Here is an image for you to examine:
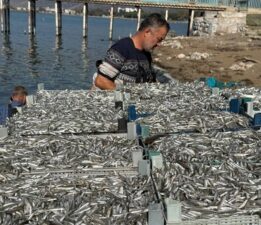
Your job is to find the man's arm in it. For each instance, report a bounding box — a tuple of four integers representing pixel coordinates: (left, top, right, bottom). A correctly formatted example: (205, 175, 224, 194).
(95, 74, 116, 90)
(95, 39, 128, 90)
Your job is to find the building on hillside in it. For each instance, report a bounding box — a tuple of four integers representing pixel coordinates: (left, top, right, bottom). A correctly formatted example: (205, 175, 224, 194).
(64, 9, 77, 15)
(117, 7, 137, 13)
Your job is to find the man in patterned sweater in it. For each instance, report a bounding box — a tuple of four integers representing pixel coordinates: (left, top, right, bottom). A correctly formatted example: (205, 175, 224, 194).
(94, 13, 170, 90)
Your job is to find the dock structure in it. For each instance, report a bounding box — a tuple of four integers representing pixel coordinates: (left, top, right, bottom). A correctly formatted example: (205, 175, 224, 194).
(63, 0, 227, 11)
(0, 0, 260, 38)
(57, 0, 227, 38)
(0, 0, 10, 34)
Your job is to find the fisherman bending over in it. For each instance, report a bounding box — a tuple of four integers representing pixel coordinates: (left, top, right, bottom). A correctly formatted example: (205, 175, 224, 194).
(93, 13, 170, 90)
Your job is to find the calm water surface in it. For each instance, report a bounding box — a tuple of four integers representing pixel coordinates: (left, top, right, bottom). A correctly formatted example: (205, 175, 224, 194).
(0, 11, 187, 104)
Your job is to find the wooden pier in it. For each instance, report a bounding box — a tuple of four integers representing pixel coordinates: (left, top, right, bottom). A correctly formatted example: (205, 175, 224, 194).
(65, 0, 227, 11)
(0, 0, 230, 39)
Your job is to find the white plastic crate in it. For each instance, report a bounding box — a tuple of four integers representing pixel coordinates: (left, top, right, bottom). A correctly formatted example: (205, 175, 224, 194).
(167, 215, 260, 225)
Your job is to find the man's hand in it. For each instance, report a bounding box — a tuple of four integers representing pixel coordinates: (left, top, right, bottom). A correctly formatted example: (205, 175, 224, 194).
(95, 74, 116, 90)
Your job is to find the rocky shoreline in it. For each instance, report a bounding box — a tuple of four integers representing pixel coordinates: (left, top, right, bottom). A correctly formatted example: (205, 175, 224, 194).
(153, 28, 261, 87)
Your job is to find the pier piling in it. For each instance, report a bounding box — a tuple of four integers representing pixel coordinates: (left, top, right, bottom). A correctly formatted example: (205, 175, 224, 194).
(109, 6, 114, 40)
(55, 35, 62, 50)
(165, 9, 169, 21)
(187, 9, 195, 36)
(83, 3, 88, 38)
(28, 0, 36, 35)
(55, 0, 62, 36)
(0, 0, 10, 34)
(136, 7, 141, 31)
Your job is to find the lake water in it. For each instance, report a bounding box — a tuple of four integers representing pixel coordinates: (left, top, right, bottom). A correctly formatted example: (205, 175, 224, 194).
(0, 11, 187, 104)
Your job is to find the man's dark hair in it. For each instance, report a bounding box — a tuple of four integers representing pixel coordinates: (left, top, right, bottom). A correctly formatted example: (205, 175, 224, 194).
(12, 86, 28, 97)
(138, 13, 170, 32)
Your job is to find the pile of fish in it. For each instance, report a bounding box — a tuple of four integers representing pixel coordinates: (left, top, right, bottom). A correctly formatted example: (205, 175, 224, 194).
(0, 174, 153, 225)
(0, 135, 141, 174)
(8, 90, 121, 135)
(150, 129, 261, 220)
(7, 82, 253, 136)
(1, 81, 261, 224)
(123, 82, 250, 134)
(138, 107, 249, 134)
(124, 81, 227, 111)
(0, 134, 152, 224)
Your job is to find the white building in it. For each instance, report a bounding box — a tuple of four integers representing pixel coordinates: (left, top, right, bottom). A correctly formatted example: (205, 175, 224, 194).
(117, 7, 137, 13)
(45, 7, 55, 13)
(64, 9, 77, 15)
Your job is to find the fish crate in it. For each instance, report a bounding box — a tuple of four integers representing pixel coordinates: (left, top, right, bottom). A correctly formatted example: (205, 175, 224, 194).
(167, 215, 260, 225)
(1, 172, 153, 224)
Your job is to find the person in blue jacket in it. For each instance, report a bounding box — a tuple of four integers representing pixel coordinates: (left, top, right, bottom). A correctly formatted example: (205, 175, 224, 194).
(0, 86, 28, 125)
